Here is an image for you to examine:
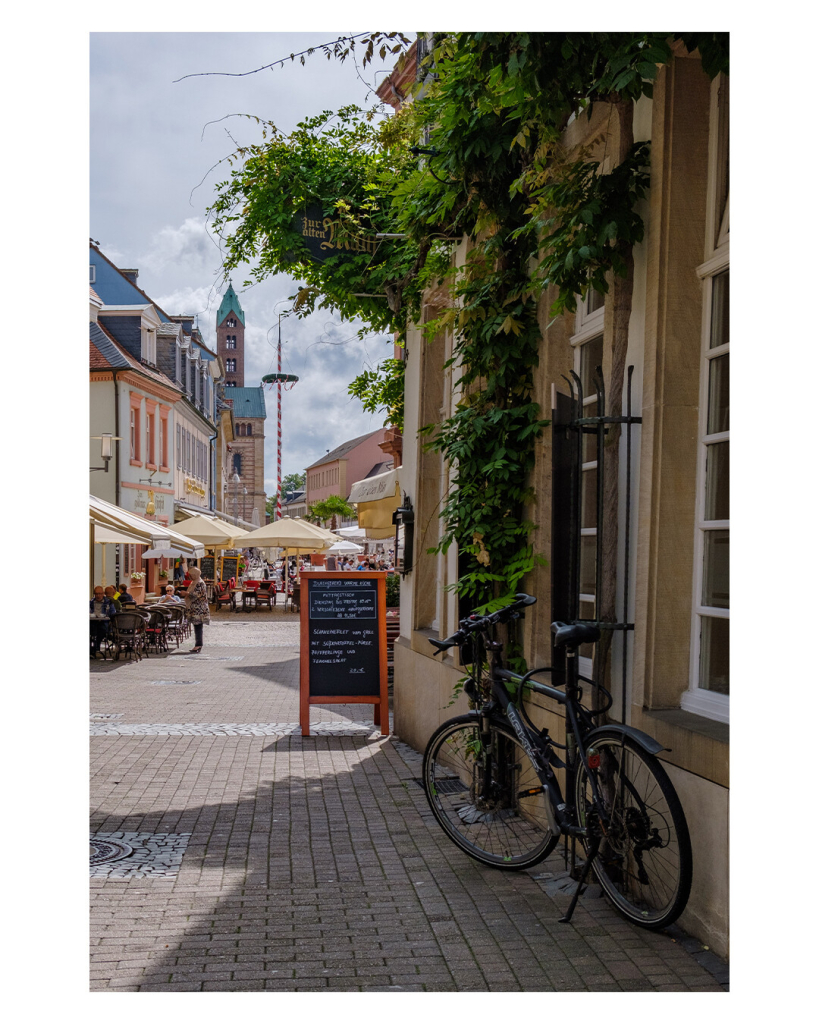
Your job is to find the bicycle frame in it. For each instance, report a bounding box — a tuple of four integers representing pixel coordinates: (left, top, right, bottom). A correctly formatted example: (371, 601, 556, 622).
(429, 596, 688, 926)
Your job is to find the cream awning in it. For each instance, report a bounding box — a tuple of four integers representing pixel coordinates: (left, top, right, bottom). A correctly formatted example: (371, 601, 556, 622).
(90, 495, 205, 556)
(349, 469, 400, 540)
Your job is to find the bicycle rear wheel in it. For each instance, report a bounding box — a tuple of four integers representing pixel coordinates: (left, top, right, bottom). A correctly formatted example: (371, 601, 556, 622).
(423, 713, 558, 869)
(574, 733, 692, 928)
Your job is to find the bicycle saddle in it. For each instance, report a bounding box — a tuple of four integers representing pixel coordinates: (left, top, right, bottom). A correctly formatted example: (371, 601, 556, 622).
(551, 621, 601, 647)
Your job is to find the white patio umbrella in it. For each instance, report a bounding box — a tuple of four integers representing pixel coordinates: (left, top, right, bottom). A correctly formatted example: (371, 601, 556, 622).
(327, 540, 364, 554)
(238, 517, 335, 549)
(172, 514, 245, 549)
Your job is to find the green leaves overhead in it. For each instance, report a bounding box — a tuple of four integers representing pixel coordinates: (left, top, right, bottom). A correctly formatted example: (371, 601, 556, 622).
(207, 31, 728, 615)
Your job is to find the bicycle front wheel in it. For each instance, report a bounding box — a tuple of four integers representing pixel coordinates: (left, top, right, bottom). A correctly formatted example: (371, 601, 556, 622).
(574, 733, 692, 929)
(423, 713, 558, 870)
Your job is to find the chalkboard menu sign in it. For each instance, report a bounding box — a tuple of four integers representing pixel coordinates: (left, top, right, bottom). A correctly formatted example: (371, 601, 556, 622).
(220, 556, 240, 581)
(299, 572, 388, 736)
(200, 556, 216, 580)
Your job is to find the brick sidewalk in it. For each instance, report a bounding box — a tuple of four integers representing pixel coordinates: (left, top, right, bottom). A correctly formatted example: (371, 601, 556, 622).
(90, 617, 727, 992)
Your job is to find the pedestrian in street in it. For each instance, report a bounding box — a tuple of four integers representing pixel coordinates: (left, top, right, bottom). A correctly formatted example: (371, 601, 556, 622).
(185, 566, 210, 653)
(173, 559, 184, 582)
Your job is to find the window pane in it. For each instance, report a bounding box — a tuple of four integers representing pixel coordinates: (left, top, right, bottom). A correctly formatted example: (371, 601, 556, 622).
(699, 615, 729, 695)
(707, 353, 729, 434)
(581, 467, 597, 529)
(702, 530, 729, 609)
(579, 599, 596, 659)
(580, 535, 596, 596)
(704, 441, 729, 521)
(580, 336, 603, 396)
(709, 271, 729, 349)
(582, 399, 598, 462)
(587, 288, 604, 314)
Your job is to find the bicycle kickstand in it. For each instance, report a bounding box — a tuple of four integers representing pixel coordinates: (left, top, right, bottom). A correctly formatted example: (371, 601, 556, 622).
(559, 837, 600, 924)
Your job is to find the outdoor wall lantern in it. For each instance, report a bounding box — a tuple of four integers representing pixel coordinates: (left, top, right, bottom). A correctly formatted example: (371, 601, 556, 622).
(393, 495, 415, 575)
(90, 433, 122, 472)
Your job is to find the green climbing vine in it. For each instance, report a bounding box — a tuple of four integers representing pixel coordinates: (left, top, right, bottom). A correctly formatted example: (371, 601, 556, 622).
(208, 31, 729, 624)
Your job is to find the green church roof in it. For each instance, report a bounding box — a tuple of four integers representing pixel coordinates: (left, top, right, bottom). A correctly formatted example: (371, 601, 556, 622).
(217, 282, 245, 327)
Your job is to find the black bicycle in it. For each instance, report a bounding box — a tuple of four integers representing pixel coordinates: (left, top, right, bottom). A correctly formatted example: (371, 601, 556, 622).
(422, 593, 692, 929)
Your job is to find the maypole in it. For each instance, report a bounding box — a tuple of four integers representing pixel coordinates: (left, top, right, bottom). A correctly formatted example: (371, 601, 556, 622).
(277, 316, 283, 520)
(261, 310, 298, 522)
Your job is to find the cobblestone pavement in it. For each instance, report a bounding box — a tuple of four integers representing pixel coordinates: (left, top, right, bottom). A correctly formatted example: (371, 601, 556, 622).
(90, 614, 728, 992)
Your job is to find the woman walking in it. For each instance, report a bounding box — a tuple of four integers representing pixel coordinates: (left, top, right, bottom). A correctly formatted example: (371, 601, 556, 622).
(185, 566, 210, 653)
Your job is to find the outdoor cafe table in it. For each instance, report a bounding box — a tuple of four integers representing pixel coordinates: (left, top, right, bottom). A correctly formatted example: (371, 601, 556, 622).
(232, 588, 258, 612)
(90, 612, 111, 656)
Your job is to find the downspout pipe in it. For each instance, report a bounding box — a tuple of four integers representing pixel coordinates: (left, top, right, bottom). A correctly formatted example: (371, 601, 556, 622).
(208, 432, 218, 512)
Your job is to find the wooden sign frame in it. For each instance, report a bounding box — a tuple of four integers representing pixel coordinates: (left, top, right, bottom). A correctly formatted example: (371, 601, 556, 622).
(299, 571, 389, 737)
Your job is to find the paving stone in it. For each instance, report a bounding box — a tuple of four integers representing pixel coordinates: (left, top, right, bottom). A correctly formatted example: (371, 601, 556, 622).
(90, 618, 729, 993)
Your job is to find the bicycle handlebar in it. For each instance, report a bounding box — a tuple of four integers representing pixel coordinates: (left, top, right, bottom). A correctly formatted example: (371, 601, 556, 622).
(428, 593, 537, 656)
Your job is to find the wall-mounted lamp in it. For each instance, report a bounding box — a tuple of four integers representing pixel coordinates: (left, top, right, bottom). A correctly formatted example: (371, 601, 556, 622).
(90, 433, 122, 473)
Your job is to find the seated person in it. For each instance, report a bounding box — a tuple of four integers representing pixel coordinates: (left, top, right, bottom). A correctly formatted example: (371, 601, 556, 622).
(159, 585, 182, 604)
(114, 582, 136, 605)
(90, 586, 117, 658)
(104, 586, 122, 614)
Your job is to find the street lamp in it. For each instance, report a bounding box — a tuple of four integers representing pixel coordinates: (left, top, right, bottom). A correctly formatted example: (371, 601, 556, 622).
(232, 471, 248, 525)
(232, 471, 241, 525)
(90, 433, 122, 472)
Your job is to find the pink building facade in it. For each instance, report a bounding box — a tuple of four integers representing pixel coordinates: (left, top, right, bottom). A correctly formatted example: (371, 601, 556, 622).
(304, 428, 391, 510)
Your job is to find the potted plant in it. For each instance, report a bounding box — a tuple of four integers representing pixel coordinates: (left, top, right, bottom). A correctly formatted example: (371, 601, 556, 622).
(129, 570, 146, 603)
(385, 572, 400, 613)
(158, 568, 168, 579)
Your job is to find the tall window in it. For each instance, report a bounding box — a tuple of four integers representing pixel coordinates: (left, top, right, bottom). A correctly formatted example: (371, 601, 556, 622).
(129, 399, 142, 462)
(176, 423, 181, 467)
(572, 287, 605, 669)
(246, 423, 252, 436)
(684, 73, 729, 724)
(226, 381, 236, 387)
(226, 358, 236, 372)
(226, 336, 236, 349)
(146, 410, 154, 465)
(684, 270, 729, 721)
(159, 415, 167, 468)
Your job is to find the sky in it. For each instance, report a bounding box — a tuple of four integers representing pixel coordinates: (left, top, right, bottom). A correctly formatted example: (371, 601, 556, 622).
(90, 31, 404, 495)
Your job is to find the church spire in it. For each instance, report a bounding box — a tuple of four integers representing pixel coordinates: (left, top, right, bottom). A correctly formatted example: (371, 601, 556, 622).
(217, 281, 245, 327)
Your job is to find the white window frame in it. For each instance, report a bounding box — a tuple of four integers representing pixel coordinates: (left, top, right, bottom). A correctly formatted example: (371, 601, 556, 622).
(682, 72, 729, 724)
(570, 315, 604, 682)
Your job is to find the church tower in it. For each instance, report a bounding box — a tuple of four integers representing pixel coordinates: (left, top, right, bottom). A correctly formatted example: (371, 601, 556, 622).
(215, 282, 267, 526)
(216, 281, 245, 387)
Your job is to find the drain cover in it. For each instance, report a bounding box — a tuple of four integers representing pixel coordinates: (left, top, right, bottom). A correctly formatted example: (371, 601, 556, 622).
(414, 777, 469, 794)
(149, 680, 201, 685)
(90, 838, 133, 866)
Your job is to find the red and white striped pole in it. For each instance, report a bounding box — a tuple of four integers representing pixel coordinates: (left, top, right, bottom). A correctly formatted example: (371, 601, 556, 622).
(276, 315, 282, 520)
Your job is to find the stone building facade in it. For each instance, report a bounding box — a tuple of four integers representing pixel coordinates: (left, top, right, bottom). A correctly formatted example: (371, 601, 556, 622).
(390, 45, 730, 957)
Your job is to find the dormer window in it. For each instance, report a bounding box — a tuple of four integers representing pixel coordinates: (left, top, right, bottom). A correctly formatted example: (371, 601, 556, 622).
(142, 326, 157, 365)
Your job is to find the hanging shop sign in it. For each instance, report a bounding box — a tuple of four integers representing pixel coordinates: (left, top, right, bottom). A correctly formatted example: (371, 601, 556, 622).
(293, 204, 385, 265)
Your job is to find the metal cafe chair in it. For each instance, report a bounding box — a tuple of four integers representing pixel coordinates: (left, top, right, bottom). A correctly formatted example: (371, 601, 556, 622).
(254, 583, 276, 610)
(110, 612, 148, 662)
